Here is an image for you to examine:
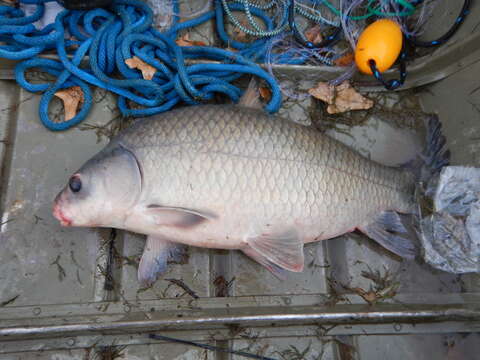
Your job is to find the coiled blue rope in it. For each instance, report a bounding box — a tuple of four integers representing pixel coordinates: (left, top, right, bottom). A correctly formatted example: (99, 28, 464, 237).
(0, 0, 281, 131)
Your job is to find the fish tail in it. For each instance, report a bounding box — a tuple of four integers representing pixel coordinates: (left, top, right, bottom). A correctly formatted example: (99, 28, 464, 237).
(405, 114, 450, 186)
(358, 116, 450, 260)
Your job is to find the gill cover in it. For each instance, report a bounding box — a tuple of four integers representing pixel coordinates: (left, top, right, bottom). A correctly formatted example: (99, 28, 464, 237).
(56, 144, 142, 227)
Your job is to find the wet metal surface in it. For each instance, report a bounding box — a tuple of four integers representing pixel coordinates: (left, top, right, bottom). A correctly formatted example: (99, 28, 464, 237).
(1, 1, 480, 359)
(2, 303, 480, 340)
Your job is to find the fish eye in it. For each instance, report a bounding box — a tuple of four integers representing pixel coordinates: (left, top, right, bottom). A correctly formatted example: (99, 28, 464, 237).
(69, 176, 82, 193)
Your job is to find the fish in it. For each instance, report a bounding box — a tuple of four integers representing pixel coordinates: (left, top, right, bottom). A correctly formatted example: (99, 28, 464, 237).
(52, 86, 449, 286)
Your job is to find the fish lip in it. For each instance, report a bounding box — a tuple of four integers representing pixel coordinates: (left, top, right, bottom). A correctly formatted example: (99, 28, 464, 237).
(52, 202, 72, 227)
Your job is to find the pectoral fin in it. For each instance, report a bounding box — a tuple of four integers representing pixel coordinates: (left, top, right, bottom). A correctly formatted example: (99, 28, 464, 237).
(246, 228, 304, 272)
(138, 235, 180, 287)
(145, 205, 216, 228)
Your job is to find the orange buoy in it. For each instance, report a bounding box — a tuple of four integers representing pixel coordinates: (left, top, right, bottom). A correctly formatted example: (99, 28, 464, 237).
(355, 19, 403, 75)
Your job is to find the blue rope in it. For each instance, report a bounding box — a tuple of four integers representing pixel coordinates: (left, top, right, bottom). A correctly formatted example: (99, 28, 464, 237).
(0, 0, 281, 131)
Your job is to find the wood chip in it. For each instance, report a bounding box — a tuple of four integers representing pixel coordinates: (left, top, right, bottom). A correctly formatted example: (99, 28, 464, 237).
(309, 81, 374, 114)
(164, 278, 199, 299)
(334, 52, 355, 67)
(54, 86, 84, 122)
(125, 56, 156, 80)
(1, 295, 19, 307)
(175, 33, 207, 47)
(304, 25, 323, 44)
(259, 86, 272, 101)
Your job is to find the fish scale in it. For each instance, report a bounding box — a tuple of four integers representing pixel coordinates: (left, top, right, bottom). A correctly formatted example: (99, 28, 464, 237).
(113, 104, 414, 243)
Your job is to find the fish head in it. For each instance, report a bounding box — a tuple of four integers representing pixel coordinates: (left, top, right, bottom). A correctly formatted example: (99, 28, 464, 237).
(53, 145, 142, 228)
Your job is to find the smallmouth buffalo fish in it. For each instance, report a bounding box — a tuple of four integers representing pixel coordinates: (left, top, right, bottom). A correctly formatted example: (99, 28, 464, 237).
(53, 89, 448, 285)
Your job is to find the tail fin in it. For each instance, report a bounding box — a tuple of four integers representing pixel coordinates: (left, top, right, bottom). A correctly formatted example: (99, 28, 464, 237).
(360, 115, 450, 260)
(413, 115, 450, 186)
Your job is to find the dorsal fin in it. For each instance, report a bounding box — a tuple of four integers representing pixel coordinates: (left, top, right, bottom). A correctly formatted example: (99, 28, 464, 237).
(238, 78, 262, 109)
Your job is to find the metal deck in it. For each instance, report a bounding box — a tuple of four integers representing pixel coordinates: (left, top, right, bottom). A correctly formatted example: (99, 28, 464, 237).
(1, 0, 480, 359)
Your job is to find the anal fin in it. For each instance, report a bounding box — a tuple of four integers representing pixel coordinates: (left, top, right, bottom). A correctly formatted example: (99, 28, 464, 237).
(242, 247, 287, 280)
(359, 211, 417, 259)
(246, 227, 304, 272)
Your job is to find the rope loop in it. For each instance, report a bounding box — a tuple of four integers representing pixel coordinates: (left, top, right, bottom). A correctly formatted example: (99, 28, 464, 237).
(2, 0, 281, 131)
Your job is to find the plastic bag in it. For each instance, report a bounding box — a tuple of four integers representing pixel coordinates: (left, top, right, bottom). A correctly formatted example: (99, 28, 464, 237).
(418, 166, 480, 273)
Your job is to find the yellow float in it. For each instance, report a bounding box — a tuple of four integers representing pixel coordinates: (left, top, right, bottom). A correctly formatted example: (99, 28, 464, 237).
(355, 19, 403, 75)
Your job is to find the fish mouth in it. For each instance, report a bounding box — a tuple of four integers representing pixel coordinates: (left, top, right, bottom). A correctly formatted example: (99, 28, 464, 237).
(53, 202, 72, 227)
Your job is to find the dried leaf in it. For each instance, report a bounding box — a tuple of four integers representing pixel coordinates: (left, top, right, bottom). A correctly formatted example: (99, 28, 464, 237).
(327, 81, 374, 114)
(309, 81, 374, 114)
(259, 86, 272, 101)
(304, 25, 323, 44)
(125, 56, 156, 80)
(334, 52, 354, 67)
(232, 19, 249, 41)
(54, 86, 84, 122)
(337, 340, 356, 360)
(308, 82, 335, 104)
(351, 287, 378, 304)
(96, 345, 127, 360)
(213, 275, 235, 297)
(175, 33, 207, 47)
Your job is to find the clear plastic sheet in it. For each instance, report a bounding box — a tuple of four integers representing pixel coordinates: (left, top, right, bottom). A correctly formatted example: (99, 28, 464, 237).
(419, 166, 480, 273)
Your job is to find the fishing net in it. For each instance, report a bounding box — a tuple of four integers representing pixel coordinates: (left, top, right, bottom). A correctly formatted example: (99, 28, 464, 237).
(146, 0, 212, 29)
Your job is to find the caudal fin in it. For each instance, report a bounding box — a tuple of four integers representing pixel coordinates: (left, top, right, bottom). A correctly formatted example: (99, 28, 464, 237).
(413, 115, 450, 186)
(360, 115, 450, 260)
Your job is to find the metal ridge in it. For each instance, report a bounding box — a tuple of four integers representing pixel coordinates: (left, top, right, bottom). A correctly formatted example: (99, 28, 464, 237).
(2, 303, 479, 341)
